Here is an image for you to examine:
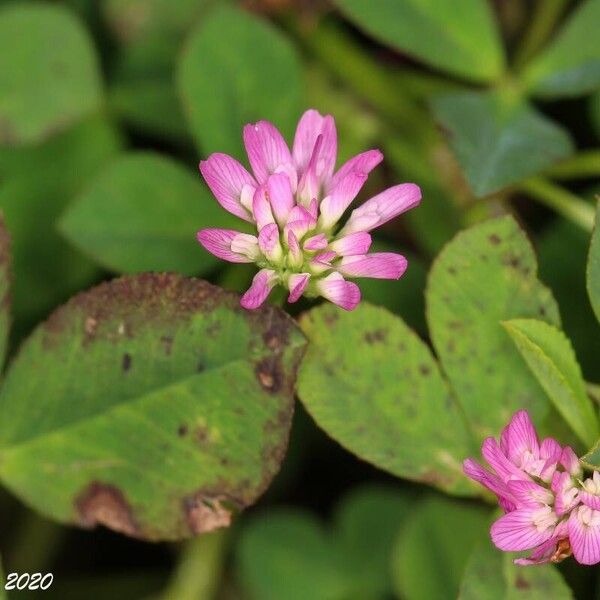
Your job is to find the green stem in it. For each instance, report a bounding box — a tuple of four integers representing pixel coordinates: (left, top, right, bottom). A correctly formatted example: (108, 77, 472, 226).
(516, 177, 595, 232)
(160, 531, 227, 600)
(513, 0, 570, 70)
(545, 150, 600, 180)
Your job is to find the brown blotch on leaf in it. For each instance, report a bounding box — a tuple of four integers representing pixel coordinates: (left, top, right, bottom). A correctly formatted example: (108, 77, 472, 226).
(161, 335, 173, 356)
(178, 425, 188, 437)
(122, 353, 132, 372)
(184, 494, 234, 535)
(196, 426, 210, 445)
(85, 316, 98, 337)
(365, 329, 387, 344)
(419, 364, 431, 376)
(488, 234, 501, 245)
(515, 575, 530, 590)
(75, 482, 138, 537)
(255, 357, 282, 393)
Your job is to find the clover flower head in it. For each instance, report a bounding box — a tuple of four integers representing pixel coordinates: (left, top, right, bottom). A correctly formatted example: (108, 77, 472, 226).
(197, 109, 421, 310)
(464, 410, 600, 566)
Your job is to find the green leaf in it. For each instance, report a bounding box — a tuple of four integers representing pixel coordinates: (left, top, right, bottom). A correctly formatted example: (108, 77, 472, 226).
(60, 152, 241, 276)
(178, 5, 302, 156)
(0, 274, 306, 541)
(0, 554, 5, 600)
(591, 90, 600, 139)
(333, 485, 413, 599)
(427, 216, 561, 440)
(458, 539, 573, 599)
(0, 115, 122, 324)
(298, 302, 475, 495)
(588, 200, 600, 323)
(0, 217, 10, 370)
(523, 0, 600, 98)
(432, 91, 574, 197)
(237, 509, 348, 600)
(0, 3, 103, 146)
(391, 494, 490, 600)
(503, 319, 599, 447)
(332, 0, 505, 82)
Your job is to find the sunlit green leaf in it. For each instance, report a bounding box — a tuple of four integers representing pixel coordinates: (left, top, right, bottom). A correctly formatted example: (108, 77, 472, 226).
(503, 319, 598, 447)
(524, 0, 600, 98)
(178, 5, 302, 156)
(458, 539, 573, 599)
(332, 0, 505, 82)
(0, 3, 102, 146)
(298, 302, 475, 495)
(588, 200, 600, 323)
(391, 494, 490, 600)
(427, 216, 561, 440)
(432, 91, 573, 197)
(0, 274, 306, 540)
(60, 152, 240, 275)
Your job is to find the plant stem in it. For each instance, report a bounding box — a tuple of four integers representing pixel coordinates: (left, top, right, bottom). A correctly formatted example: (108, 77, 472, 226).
(516, 177, 595, 232)
(545, 150, 600, 180)
(513, 0, 570, 70)
(160, 531, 228, 600)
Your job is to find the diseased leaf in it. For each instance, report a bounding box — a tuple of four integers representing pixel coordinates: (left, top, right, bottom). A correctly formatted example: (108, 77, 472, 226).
(0, 3, 102, 146)
(524, 0, 600, 98)
(0, 274, 306, 541)
(427, 216, 561, 440)
(391, 494, 490, 600)
(432, 91, 573, 197)
(237, 510, 348, 600)
(588, 200, 600, 323)
(60, 152, 241, 276)
(298, 302, 475, 496)
(503, 319, 598, 448)
(332, 0, 505, 82)
(0, 115, 122, 324)
(458, 539, 573, 599)
(178, 5, 302, 156)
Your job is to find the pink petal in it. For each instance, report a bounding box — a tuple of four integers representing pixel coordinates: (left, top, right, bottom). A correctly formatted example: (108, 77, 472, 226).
(319, 171, 368, 229)
(197, 229, 257, 263)
(330, 232, 372, 256)
(316, 272, 360, 311)
(284, 205, 316, 240)
(569, 506, 600, 565)
(199, 154, 256, 222)
(287, 230, 302, 265)
(552, 472, 580, 516)
(303, 233, 328, 251)
(503, 410, 541, 467)
(507, 479, 554, 507)
(240, 269, 277, 310)
(243, 121, 293, 184)
(293, 109, 337, 185)
(580, 491, 600, 510)
(252, 186, 275, 230)
(297, 134, 323, 205)
(257, 223, 282, 261)
(491, 507, 557, 552)
(341, 183, 422, 235)
(481, 438, 529, 483)
(327, 149, 383, 195)
(287, 273, 310, 303)
(513, 537, 559, 565)
(560, 446, 582, 477)
(463, 458, 515, 508)
(266, 173, 294, 225)
(337, 253, 407, 280)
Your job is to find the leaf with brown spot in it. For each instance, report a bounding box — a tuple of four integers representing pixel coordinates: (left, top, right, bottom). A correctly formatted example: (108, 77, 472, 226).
(0, 274, 306, 541)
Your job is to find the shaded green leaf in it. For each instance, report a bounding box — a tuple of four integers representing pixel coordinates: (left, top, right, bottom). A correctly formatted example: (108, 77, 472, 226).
(0, 115, 122, 324)
(458, 539, 573, 599)
(60, 152, 240, 276)
(432, 91, 573, 197)
(237, 510, 348, 600)
(0, 274, 306, 541)
(178, 5, 302, 156)
(333, 485, 413, 599)
(333, 0, 505, 82)
(0, 3, 102, 146)
(391, 494, 490, 600)
(298, 302, 475, 495)
(591, 90, 600, 139)
(0, 217, 10, 370)
(503, 319, 598, 447)
(427, 216, 561, 440)
(588, 200, 600, 323)
(0, 555, 5, 600)
(524, 0, 600, 98)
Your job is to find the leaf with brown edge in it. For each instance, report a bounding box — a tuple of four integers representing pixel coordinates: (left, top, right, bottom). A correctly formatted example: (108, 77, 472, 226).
(0, 274, 306, 541)
(0, 214, 10, 370)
